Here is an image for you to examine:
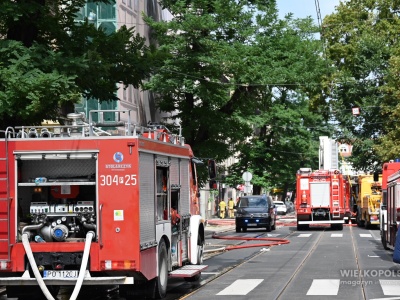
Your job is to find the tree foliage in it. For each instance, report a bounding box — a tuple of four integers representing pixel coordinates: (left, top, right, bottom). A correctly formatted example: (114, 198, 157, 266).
(322, 0, 400, 170)
(0, 0, 153, 128)
(145, 0, 333, 191)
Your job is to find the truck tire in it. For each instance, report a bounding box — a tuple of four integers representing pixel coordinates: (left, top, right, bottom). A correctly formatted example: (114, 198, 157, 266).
(266, 222, 272, 232)
(381, 217, 389, 250)
(149, 239, 168, 299)
(365, 221, 371, 229)
(235, 226, 241, 232)
(297, 223, 309, 231)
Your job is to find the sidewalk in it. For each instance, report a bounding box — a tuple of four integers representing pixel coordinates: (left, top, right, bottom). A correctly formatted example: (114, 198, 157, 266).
(205, 217, 235, 236)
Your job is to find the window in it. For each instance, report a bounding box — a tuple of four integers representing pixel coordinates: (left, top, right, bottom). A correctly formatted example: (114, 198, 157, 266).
(156, 167, 169, 222)
(339, 144, 348, 152)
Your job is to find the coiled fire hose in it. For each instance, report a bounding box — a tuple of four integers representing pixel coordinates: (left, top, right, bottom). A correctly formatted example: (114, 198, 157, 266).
(211, 233, 290, 250)
(22, 231, 94, 300)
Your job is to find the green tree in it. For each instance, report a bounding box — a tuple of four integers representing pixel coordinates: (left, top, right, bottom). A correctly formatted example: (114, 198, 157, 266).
(145, 0, 332, 191)
(322, 0, 400, 170)
(0, 0, 153, 128)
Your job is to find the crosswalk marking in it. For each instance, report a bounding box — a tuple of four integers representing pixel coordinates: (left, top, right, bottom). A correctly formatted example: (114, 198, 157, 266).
(331, 233, 343, 237)
(298, 233, 312, 237)
(380, 280, 400, 295)
(216, 279, 263, 295)
(266, 233, 280, 237)
(213, 278, 400, 297)
(306, 279, 340, 295)
(360, 233, 372, 237)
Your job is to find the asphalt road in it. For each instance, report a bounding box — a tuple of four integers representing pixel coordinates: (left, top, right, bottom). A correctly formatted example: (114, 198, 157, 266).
(1, 214, 399, 300)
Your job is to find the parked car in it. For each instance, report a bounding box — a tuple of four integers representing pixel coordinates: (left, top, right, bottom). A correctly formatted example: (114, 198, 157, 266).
(235, 195, 276, 232)
(274, 201, 287, 215)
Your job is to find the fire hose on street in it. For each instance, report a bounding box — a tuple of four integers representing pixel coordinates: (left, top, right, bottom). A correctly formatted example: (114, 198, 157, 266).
(208, 233, 290, 252)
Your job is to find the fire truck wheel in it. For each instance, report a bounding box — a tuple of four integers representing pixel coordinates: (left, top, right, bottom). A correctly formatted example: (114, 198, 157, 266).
(333, 223, 343, 230)
(381, 219, 389, 250)
(297, 223, 309, 231)
(149, 239, 168, 299)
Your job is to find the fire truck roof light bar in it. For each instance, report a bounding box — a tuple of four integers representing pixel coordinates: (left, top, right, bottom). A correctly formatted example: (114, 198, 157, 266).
(15, 152, 97, 160)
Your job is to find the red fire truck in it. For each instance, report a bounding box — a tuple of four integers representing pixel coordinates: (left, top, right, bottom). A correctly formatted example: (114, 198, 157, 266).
(342, 176, 356, 224)
(380, 161, 400, 250)
(0, 110, 208, 299)
(296, 168, 345, 230)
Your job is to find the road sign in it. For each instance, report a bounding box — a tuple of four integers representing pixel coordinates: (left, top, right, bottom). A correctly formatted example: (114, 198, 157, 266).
(242, 171, 252, 182)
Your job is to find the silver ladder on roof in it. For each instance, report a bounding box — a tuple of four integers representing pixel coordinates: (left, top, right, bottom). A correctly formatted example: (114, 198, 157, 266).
(82, 122, 111, 136)
(0, 128, 14, 263)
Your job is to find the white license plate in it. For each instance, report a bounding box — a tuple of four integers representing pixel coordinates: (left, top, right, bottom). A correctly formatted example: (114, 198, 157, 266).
(43, 270, 79, 278)
(247, 223, 257, 226)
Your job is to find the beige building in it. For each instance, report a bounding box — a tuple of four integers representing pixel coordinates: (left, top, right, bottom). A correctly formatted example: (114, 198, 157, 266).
(75, 0, 171, 125)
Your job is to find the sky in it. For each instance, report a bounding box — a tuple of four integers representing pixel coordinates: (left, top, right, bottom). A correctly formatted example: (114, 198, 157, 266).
(277, 0, 341, 24)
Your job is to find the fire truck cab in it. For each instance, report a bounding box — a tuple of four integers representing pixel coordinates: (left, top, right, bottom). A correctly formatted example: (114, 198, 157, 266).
(380, 161, 400, 250)
(296, 168, 345, 230)
(0, 110, 207, 299)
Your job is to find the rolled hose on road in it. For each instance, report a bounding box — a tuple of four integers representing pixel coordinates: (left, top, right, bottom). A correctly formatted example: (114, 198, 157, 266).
(212, 233, 290, 251)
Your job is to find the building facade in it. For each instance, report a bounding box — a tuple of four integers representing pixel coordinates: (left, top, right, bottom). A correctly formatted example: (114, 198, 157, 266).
(75, 0, 170, 125)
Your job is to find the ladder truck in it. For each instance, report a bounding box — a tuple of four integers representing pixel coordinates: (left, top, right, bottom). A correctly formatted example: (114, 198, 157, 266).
(0, 110, 209, 299)
(295, 168, 346, 230)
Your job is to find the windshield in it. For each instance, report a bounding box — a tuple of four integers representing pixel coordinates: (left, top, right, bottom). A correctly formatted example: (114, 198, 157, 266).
(274, 201, 284, 206)
(238, 197, 268, 208)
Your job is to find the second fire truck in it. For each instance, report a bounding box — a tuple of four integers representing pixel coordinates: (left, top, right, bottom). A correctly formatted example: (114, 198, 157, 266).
(380, 160, 400, 250)
(0, 110, 209, 299)
(296, 168, 346, 230)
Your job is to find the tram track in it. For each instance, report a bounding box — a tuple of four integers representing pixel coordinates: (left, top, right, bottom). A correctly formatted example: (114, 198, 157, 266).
(349, 225, 367, 300)
(275, 229, 326, 300)
(179, 229, 297, 300)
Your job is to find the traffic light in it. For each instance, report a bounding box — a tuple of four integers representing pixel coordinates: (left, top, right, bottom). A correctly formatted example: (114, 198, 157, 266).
(209, 180, 217, 190)
(208, 160, 217, 179)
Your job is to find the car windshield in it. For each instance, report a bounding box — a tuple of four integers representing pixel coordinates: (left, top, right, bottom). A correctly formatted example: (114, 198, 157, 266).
(238, 197, 267, 208)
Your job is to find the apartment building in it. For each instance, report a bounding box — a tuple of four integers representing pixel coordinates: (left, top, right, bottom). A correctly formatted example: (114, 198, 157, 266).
(75, 0, 171, 125)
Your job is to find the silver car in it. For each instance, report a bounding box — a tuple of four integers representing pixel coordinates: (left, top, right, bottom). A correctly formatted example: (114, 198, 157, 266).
(274, 201, 287, 215)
